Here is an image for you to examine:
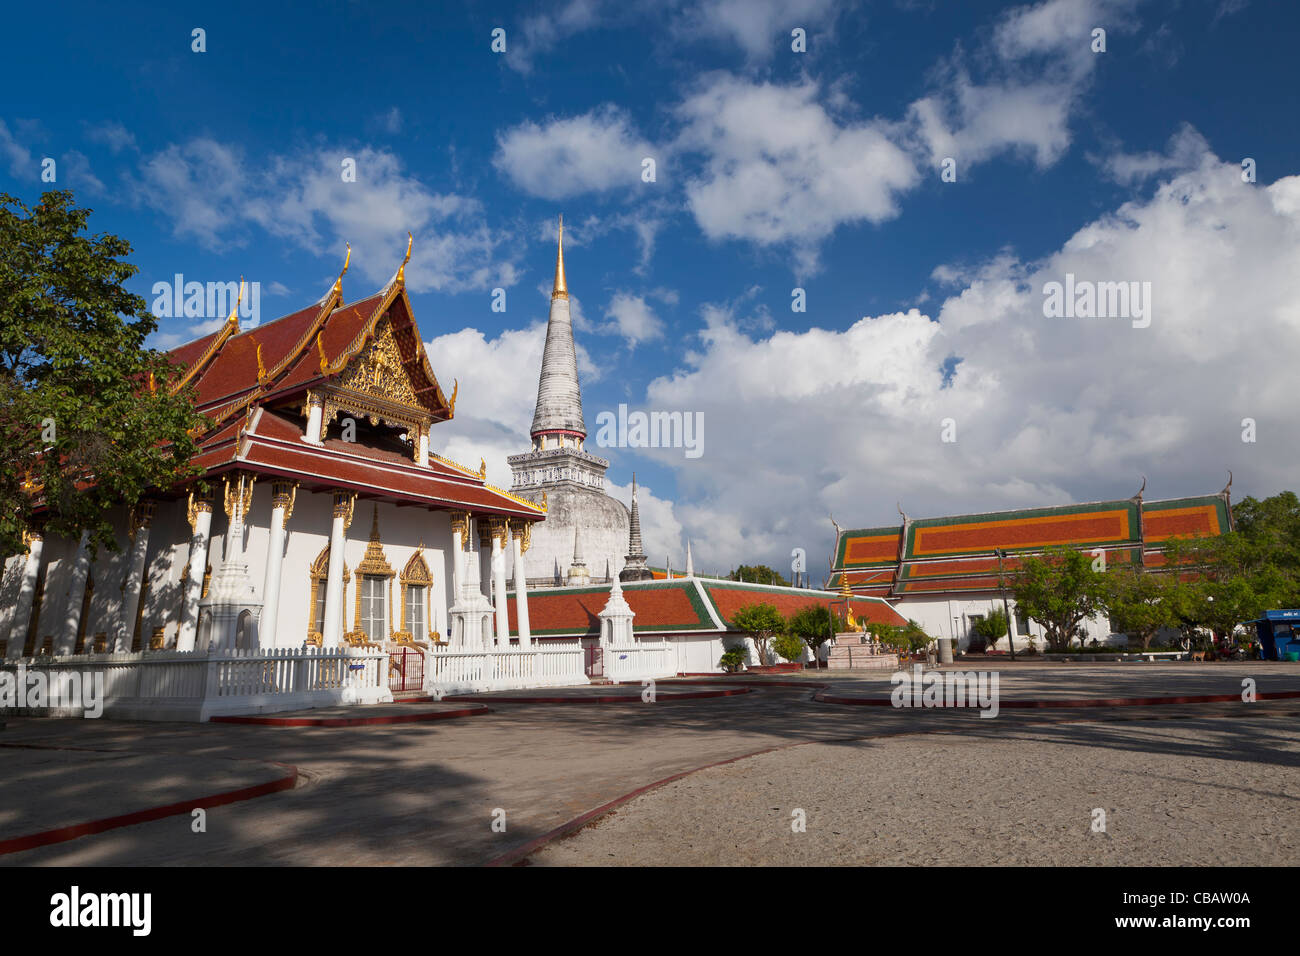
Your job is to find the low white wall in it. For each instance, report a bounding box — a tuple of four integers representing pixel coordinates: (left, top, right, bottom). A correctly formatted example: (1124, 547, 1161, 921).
(0, 646, 391, 721)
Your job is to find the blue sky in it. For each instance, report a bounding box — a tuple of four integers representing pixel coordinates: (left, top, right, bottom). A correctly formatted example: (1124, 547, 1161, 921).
(3, 0, 1298, 576)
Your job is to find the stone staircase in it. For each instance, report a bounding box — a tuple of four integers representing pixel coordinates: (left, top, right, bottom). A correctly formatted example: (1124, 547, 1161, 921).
(826, 634, 899, 671)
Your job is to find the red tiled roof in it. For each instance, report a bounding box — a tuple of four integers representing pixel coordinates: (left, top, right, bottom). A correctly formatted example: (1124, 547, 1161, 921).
(831, 493, 1231, 599)
(509, 580, 906, 638)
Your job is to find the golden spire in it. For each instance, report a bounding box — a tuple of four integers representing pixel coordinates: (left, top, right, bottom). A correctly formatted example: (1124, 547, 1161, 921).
(396, 232, 413, 285)
(551, 214, 567, 300)
(226, 277, 244, 330)
(330, 243, 351, 299)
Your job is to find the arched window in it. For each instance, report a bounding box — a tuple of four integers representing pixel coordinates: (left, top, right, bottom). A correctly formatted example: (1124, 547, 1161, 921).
(401, 549, 434, 642)
(308, 545, 350, 643)
(352, 504, 395, 644)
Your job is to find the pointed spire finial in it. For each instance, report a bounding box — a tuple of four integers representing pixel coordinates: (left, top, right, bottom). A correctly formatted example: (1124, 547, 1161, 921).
(396, 232, 413, 285)
(329, 243, 352, 300)
(552, 214, 568, 299)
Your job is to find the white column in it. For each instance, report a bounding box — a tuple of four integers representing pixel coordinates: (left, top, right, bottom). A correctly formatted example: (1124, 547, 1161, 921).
(513, 525, 531, 649)
(417, 426, 430, 466)
(56, 531, 93, 655)
(305, 396, 324, 445)
(7, 532, 44, 658)
(116, 504, 155, 653)
(177, 495, 214, 651)
(477, 520, 492, 605)
(490, 519, 509, 645)
(449, 512, 467, 605)
(260, 482, 296, 648)
(321, 491, 354, 647)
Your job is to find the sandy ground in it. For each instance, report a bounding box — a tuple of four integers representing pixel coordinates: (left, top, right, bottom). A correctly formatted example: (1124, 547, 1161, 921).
(529, 715, 1300, 866)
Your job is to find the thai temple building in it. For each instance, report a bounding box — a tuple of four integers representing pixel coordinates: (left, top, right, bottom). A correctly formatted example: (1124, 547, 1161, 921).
(0, 238, 547, 663)
(508, 218, 630, 587)
(0, 223, 913, 717)
(827, 482, 1234, 649)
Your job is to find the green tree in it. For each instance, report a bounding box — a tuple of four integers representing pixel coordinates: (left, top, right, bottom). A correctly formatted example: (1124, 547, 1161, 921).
(0, 190, 206, 556)
(729, 564, 789, 586)
(1101, 565, 1176, 650)
(1163, 533, 1290, 644)
(970, 608, 1009, 652)
(730, 602, 786, 665)
(1009, 546, 1109, 652)
(772, 631, 805, 663)
(787, 604, 836, 665)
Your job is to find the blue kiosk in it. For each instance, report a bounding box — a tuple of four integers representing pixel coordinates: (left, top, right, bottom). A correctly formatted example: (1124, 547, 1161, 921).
(1252, 610, 1300, 661)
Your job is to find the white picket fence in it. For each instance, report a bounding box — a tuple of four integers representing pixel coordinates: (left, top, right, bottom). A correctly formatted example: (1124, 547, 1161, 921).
(0, 646, 391, 722)
(425, 641, 586, 694)
(605, 640, 676, 682)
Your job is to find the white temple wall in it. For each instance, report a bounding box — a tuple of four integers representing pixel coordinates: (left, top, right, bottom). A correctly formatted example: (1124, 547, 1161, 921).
(0, 552, 26, 639)
(894, 592, 1118, 651)
(82, 505, 132, 645)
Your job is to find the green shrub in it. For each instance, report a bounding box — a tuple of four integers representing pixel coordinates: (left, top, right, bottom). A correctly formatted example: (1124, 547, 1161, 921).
(772, 632, 805, 663)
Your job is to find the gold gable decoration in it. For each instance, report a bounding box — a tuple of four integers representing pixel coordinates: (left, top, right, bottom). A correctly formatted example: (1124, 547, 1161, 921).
(338, 315, 419, 407)
(315, 314, 432, 458)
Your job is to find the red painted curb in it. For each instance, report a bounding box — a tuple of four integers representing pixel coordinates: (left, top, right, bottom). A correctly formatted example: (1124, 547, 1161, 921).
(444, 688, 754, 704)
(211, 704, 490, 726)
(485, 744, 790, 867)
(813, 689, 1300, 708)
(0, 761, 299, 857)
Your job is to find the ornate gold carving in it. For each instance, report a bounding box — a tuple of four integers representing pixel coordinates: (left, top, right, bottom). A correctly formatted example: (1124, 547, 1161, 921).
(254, 339, 269, 384)
(335, 316, 419, 405)
(187, 492, 214, 531)
(479, 458, 487, 477)
(332, 492, 356, 530)
(272, 481, 298, 523)
(448, 511, 470, 542)
(448, 378, 458, 416)
(400, 548, 434, 643)
(488, 516, 509, 546)
(316, 331, 329, 374)
(223, 473, 257, 519)
(357, 504, 396, 577)
(128, 500, 155, 543)
(518, 521, 533, 554)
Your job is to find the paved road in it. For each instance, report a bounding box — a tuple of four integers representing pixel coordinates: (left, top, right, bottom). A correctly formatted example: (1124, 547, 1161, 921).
(1, 664, 1297, 866)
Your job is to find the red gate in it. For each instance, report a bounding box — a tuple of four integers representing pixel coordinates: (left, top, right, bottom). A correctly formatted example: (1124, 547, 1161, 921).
(584, 645, 604, 678)
(389, 648, 425, 692)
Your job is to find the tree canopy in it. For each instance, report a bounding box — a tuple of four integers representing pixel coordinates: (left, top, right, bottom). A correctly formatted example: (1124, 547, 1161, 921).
(1009, 546, 1109, 652)
(0, 190, 206, 556)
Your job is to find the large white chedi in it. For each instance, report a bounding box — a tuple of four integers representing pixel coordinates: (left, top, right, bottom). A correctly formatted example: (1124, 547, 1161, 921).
(508, 218, 630, 587)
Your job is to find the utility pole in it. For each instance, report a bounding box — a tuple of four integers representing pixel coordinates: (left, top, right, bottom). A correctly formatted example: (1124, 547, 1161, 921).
(996, 548, 1017, 662)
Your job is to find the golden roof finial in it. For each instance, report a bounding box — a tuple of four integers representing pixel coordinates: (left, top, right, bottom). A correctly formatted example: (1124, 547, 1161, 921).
(254, 338, 268, 383)
(330, 243, 351, 299)
(552, 214, 567, 299)
(226, 277, 244, 330)
(448, 378, 459, 416)
(396, 232, 413, 285)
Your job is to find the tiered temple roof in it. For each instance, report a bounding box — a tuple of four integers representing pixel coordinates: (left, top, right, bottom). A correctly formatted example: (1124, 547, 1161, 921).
(506, 578, 906, 639)
(829, 486, 1233, 597)
(157, 250, 543, 519)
